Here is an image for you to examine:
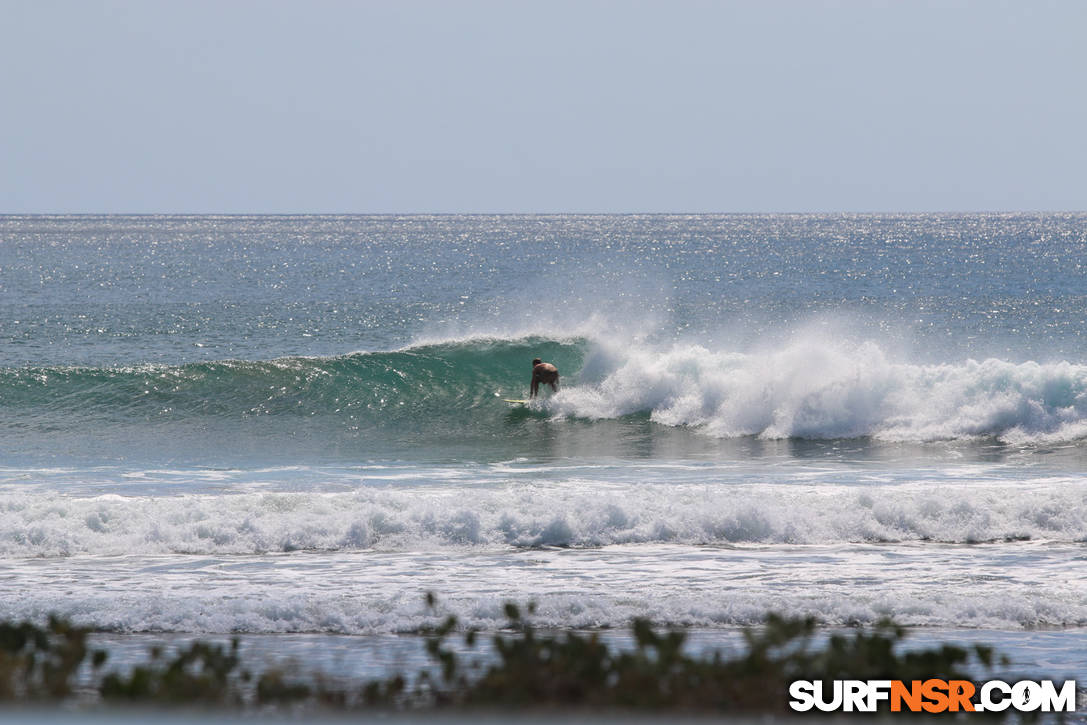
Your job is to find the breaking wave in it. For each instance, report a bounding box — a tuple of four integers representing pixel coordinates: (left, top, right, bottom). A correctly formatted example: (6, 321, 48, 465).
(3, 334, 1087, 444)
(554, 338, 1087, 443)
(4, 480, 1086, 558)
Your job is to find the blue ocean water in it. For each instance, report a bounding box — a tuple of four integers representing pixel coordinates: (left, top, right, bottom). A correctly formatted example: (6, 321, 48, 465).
(1, 215, 1086, 679)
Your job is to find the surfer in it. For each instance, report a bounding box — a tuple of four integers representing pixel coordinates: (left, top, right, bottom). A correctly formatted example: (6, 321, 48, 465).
(530, 358, 559, 398)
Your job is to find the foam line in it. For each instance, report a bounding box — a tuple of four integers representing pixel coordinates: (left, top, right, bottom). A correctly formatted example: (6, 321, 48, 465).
(3, 480, 1086, 558)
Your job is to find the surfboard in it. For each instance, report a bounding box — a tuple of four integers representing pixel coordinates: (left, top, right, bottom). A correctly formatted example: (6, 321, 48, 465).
(503, 398, 530, 405)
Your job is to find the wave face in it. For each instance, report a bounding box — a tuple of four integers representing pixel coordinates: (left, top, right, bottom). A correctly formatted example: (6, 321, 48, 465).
(5, 335, 1087, 456)
(1, 337, 578, 420)
(0, 337, 584, 462)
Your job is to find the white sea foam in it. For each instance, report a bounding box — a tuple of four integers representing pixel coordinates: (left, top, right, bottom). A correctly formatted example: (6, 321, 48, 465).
(548, 337, 1087, 443)
(4, 542, 1086, 633)
(3, 479, 1086, 558)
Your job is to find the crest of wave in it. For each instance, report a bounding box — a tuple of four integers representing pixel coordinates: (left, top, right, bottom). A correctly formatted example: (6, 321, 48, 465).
(550, 337, 1087, 442)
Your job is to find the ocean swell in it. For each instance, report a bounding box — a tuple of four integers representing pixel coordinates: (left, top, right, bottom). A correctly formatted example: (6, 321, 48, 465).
(4, 335, 1087, 444)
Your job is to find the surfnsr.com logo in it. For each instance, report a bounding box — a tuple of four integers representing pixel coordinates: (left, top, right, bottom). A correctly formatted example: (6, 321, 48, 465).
(789, 679, 1077, 713)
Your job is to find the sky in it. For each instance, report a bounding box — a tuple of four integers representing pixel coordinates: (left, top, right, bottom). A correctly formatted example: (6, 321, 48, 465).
(2, 0, 1085, 214)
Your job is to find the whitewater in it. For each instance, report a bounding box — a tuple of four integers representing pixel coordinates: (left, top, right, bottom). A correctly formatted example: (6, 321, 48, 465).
(1, 213, 1086, 682)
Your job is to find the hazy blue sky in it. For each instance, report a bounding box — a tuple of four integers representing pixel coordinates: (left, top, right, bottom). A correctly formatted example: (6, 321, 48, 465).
(3, 0, 1085, 213)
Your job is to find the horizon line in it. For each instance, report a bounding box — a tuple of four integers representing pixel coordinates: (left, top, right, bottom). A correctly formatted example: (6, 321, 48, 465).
(2, 209, 1085, 217)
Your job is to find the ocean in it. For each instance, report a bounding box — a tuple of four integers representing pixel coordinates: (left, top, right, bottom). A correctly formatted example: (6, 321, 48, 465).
(2, 214, 1086, 683)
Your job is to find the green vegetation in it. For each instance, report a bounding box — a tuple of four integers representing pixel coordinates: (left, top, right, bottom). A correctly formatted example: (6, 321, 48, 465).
(0, 616, 106, 701)
(99, 639, 246, 706)
(0, 595, 1012, 715)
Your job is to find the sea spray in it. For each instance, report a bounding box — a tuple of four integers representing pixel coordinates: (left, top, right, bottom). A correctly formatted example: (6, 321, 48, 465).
(550, 337, 1087, 443)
